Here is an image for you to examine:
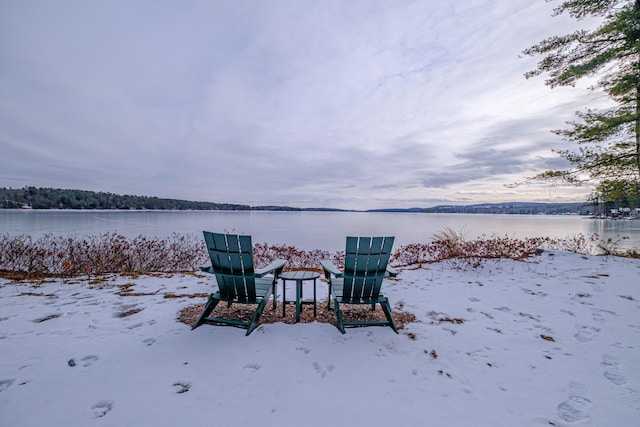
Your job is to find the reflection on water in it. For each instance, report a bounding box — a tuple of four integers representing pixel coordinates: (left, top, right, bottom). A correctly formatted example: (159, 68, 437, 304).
(1, 210, 639, 251)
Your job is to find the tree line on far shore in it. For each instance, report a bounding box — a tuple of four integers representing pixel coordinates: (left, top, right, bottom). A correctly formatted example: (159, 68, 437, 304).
(0, 186, 250, 210)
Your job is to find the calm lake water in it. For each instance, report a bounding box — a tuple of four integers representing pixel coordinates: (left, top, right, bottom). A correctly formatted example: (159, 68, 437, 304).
(2, 210, 640, 251)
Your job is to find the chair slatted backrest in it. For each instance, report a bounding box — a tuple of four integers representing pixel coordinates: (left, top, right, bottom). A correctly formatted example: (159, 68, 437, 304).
(342, 236, 394, 302)
(203, 232, 257, 302)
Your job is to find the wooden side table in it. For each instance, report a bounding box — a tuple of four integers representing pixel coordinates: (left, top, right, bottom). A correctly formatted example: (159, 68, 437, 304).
(280, 271, 321, 322)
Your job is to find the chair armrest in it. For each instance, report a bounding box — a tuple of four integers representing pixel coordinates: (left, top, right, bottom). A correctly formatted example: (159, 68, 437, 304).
(385, 266, 399, 278)
(255, 259, 287, 278)
(320, 260, 343, 280)
(199, 261, 213, 273)
(200, 259, 287, 277)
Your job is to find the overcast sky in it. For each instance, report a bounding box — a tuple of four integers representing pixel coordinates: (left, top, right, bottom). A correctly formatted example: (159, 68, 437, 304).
(0, 1, 607, 209)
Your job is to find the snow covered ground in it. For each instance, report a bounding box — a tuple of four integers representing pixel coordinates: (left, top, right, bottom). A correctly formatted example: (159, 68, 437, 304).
(1, 251, 639, 426)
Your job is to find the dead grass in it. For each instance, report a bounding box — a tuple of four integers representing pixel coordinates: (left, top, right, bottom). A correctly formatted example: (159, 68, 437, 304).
(114, 308, 143, 318)
(32, 314, 61, 323)
(0, 270, 56, 281)
(18, 292, 58, 298)
(163, 292, 209, 299)
(178, 299, 416, 330)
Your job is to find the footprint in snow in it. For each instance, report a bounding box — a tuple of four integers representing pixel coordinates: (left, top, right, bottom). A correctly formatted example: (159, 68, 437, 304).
(243, 363, 261, 373)
(602, 354, 627, 385)
(0, 379, 15, 392)
(574, 325, 599, 342)
(91, 401, 114, 418)
(81, 355, 100, 367)
(142, 338, 156, 346)
(313, 362, 334, 379)
(557, 395, 592, 424)
(173, 382, 191, 394)
(590, 308, 613, 324)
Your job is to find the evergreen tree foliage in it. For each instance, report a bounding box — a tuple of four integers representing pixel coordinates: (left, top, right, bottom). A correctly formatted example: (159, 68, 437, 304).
(0, 187, 251, 210)
(523, 0, 640, 202)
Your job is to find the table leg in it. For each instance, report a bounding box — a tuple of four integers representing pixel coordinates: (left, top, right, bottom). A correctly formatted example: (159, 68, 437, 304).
(282, 279, 286, 317)
(313, 278, 317, 317)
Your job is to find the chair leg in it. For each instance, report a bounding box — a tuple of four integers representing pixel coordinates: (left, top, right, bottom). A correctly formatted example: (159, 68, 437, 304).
(192, 294, 220, 330)
(334, 300, 346, 334)
(246, 298, 268, 336)
(379, 298, 399, 334)
(271, 278, 277, 310)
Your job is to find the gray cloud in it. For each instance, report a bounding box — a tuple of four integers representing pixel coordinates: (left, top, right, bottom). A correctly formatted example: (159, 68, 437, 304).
(0, 0, 596, 208)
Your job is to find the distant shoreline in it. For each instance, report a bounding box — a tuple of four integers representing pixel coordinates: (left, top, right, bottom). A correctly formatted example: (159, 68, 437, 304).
(0, 204, 616, 217)
(3, 186, 637, 217)
(1, 206, 634, 216)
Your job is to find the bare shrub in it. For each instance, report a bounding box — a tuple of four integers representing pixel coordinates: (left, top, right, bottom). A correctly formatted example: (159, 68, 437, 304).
(0, 228, 635, 279)
(539, 233, 625, 256)
(0, 232, 207, 278)
(391, 231, 546, 269)
(253, 243, 330, 270)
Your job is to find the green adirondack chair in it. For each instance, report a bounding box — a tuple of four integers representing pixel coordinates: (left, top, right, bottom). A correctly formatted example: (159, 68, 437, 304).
(320, 236, 398, 334)
(193, 232, 286, 335)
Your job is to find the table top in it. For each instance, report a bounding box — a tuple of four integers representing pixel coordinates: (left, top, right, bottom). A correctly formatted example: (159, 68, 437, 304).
(279, 270, 320, 280)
